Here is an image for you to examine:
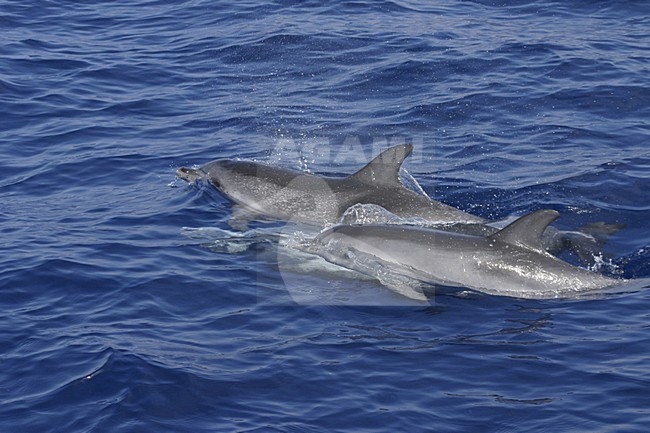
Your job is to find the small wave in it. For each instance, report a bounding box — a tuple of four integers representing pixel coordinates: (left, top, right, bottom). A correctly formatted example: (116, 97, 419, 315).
(181, 225, 285, 254)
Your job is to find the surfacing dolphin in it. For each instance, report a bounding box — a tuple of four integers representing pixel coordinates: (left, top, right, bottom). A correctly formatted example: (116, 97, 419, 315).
(177, 144, 621, 262)
(177, 144, 481, 226)
(309, 210, 623, 299)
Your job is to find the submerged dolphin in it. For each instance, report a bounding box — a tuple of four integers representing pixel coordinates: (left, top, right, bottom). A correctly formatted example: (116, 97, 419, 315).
(311, 210, 622, 299)
(177, 144, 481, 226)
(177, 144, 620, 262)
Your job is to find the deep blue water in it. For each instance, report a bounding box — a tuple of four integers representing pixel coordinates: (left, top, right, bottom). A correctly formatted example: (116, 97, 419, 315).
(2, 0, 650, 431)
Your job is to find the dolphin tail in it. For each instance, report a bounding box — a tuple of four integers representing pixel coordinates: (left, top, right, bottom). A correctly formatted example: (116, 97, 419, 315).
(348, 143, 413, 186)
(579, 221, 626, 240)
(564, 222, 626, 265)
(542, 221, 625, 266)
(176, 167, 203, 183)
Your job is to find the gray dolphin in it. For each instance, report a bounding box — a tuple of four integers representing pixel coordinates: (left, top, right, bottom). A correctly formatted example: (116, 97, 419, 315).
(177, 144, 621, 262)
(177, 144, 481, 226)
(311, 210, 622, 299)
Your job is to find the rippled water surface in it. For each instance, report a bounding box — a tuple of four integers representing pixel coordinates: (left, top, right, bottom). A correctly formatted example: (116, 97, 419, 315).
(1, 1, 649, 431)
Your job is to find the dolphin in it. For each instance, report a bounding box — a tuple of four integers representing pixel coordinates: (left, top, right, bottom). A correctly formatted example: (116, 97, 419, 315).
(310, 210, 623, 299)
(177, 144, 482, 226)
(177, 144, 621, 262)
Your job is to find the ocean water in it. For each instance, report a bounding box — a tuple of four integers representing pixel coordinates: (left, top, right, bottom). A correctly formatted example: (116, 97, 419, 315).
(1, 0, 649, 431)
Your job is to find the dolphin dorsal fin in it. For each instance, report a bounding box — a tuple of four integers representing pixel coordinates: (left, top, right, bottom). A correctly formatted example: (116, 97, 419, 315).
(488, 209, 560, 254)
(349, 144, 413, 186)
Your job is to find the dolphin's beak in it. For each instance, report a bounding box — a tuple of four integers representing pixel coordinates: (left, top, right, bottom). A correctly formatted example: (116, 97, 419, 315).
(176, 167, 203, 183)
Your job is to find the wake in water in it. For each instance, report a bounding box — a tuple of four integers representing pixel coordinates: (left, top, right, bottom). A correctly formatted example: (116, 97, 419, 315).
(180, 226, 283, 254)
